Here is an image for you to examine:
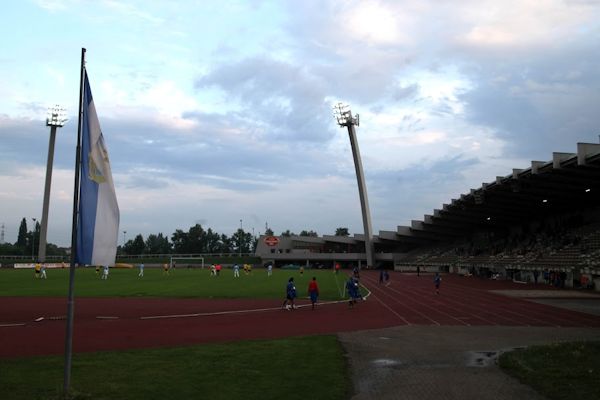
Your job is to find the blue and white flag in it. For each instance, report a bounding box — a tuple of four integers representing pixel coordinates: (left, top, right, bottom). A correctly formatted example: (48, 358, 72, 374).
(76, 72, 120, 266)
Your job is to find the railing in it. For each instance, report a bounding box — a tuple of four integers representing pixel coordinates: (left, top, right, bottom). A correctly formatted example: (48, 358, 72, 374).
(0, 253, 258, 262)
(0, 255, 66, 261)
(116, 253, 257, 259)
(0, 253, 255, 261)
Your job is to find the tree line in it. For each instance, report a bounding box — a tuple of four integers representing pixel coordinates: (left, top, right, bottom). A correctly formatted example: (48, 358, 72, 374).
(120, 226, 350, 255)
(0, 218, 66, 257)
(0, 218, 351, 257)
(121, 224, 256, 255)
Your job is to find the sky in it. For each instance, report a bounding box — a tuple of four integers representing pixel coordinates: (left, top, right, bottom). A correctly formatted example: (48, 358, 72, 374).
(1, 0, 600, 247)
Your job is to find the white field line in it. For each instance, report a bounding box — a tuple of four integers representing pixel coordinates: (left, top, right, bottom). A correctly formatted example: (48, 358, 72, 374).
(1, 287, 375, 325)
(140, 288, 372, 320)
(0, 323, 26, 328)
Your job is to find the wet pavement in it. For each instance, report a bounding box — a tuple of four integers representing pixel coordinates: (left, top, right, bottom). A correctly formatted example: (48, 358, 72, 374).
(339, 325, 600, 400)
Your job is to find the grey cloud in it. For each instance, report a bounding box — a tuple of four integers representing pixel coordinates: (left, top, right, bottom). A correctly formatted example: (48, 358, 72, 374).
(459, 45, 600, 158)
(121, 175, 169, 190)
(196, 57, 335, 143)
(399, 113, 423, 132)
(279, 0, 600, 163)
(429, 98, 457, 117)
(18, 101, 48, 115)
(367, 155, 481, 227)
(97, 109, 341, 191)
(0, 115, 74, 172)
(391, 83, 420, 102)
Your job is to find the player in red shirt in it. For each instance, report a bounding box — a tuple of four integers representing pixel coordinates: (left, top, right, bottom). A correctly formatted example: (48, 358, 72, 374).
(308, 277, 320, 310)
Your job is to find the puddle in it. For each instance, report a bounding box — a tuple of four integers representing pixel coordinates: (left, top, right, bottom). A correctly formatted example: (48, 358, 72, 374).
(466, 351, 498, 367)
(372, 358, 401, 367)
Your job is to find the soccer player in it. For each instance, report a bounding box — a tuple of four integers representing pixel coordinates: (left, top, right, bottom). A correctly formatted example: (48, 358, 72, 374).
(34, 263, 41, 278)
(233, 263, 240, 278)
(40, 265, 47, 279)
(307, 276, 319, 310)
(434, 272, 441, 295)
(163, 263, 169, 275)
(101, 265, 109, 280)
(138, 263, 144, 277)
(282, 277, 297, 310)
(346, 276, 361, 307)
(267, 264, 273, 277)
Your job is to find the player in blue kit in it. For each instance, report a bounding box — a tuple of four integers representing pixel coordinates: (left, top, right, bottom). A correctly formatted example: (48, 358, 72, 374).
(346, 276, 362, 307)
(282, 277, 297, 310)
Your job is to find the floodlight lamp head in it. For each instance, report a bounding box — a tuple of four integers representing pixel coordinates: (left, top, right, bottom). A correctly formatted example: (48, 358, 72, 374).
(46, 105, 68, 127)
(332, 102, 359, 127)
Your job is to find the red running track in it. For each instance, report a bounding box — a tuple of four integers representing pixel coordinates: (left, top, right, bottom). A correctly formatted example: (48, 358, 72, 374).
(1, 271, 599, 358)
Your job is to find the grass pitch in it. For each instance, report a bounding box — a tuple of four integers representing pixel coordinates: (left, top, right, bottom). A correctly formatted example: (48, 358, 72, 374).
(0, 268, 350, 300)
(499, 341, 600, 400)
(0, 335, 350, 400)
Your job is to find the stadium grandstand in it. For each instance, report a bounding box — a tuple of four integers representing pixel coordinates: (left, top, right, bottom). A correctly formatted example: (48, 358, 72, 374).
(255, 141, 600, 291)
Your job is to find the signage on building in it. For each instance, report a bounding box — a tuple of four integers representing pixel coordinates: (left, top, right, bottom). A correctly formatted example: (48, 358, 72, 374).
(264, 236, 279, 246)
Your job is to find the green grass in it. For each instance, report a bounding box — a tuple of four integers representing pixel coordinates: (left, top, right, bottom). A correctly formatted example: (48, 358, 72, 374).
(0, 335, 350, 400)
(0, 268, 349, 300)
(498, 341, 600, 400)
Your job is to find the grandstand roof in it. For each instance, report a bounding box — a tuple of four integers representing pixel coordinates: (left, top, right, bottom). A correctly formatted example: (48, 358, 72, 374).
(256, 142, 600, 256)
(381, 142, 600, 247)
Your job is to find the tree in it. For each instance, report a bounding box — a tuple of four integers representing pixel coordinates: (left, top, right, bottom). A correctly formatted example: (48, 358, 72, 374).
(205, 228, 221, 253)
(280, 230, 295, 237)
(231, 229, 247, 254)
(243, 232, 253, 253)
(299, 230, 318, 237)
(16, 218, 28, 248)
(145, 233, 171, 254)
(45, 243, 67, 257)
(171, 224, 229, 253)
(126, 234, 146, 255)
(188, 224, 207, 253)
(0, 242, 19, 256)
(335, 227, 350, 237)
(27, 221, 40, 259)
(171, 229, 189, 253)
(218, 234, 232, 253)
(265, 227, 274, 236)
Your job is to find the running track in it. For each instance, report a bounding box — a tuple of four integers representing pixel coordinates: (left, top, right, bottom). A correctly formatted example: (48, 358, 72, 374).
(1, 271, 599, 358)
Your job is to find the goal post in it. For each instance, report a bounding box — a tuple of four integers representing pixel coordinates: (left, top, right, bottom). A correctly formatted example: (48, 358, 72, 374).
(169, 257, 205, 269)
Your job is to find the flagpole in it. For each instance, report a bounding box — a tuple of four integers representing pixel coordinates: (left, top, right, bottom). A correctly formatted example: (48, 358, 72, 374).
(63, 47, 86, 396)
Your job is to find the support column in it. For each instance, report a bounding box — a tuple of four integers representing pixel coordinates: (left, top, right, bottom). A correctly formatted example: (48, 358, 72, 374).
(347, 123, 374, 268)
(38, 125, 58, 262)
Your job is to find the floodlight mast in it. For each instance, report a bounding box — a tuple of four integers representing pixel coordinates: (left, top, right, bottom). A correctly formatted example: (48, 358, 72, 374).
(38, 105, 68, 262)
(333, 102, 374, 269)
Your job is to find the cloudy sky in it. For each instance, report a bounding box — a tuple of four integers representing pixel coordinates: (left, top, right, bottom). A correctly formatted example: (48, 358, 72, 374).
(1, 0, 599, 247)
